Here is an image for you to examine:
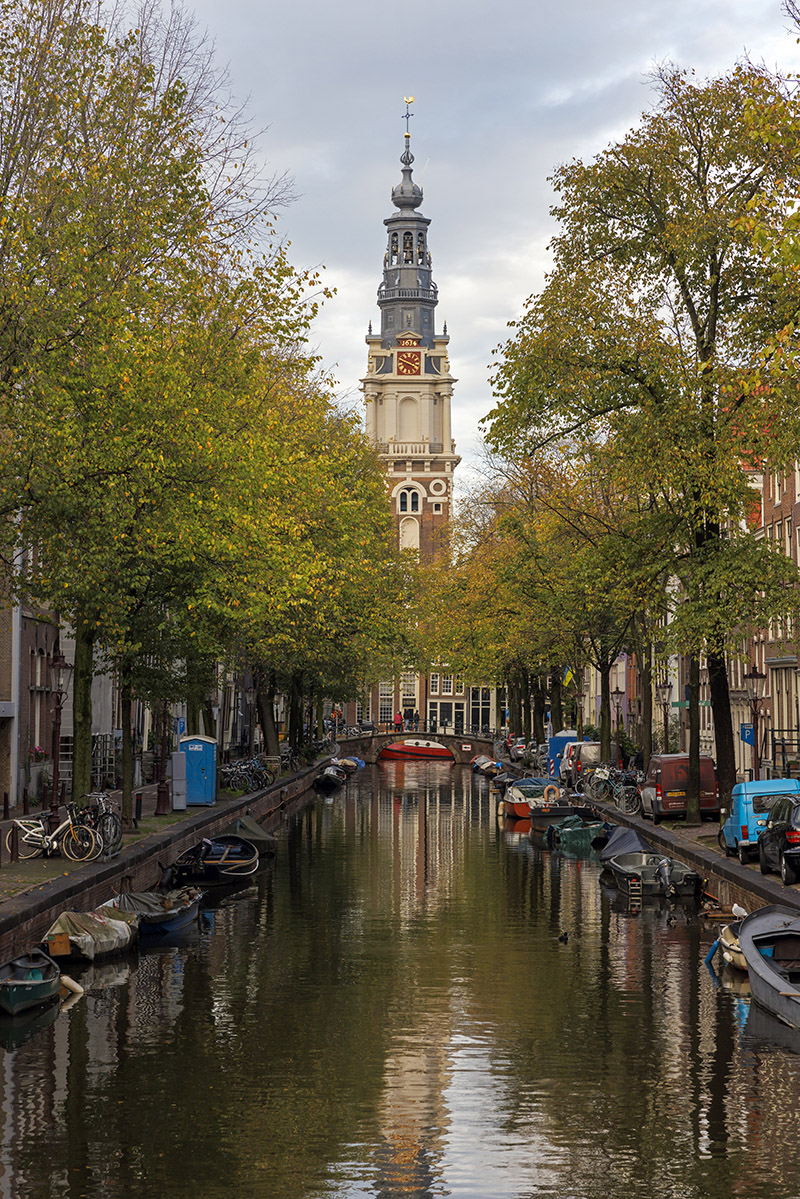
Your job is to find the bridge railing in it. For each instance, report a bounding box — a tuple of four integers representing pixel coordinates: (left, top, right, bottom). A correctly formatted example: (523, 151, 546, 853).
(336, 722, 501, 741)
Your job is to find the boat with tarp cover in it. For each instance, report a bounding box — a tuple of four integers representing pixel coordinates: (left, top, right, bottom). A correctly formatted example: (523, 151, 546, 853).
(43, 908, 139, 962)
(103, 887, 203, 937)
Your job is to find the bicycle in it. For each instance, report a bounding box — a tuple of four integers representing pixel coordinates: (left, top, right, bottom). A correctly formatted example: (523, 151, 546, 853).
(80, 793, 123, 856)
(6, 802, 99, 862)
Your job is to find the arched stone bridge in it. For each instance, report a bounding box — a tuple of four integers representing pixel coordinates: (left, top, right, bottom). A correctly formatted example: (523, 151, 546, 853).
(336, 731, 497, 766)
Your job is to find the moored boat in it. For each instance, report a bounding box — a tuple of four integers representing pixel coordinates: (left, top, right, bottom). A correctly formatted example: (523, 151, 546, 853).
(103, 887, 203, 937)
(43, 908, 139, 962)
(380, 739, 453, 761)
(718, 920, 748, 973)
(547, 815, 612, 856)
(0, 950, 61, 1015)
(163, 834, 260, 887)
(312, 765, 348, 792)
(606, 851, 702, 900)
(219, 814, 276, 857)
(738, 905, 800, 1028)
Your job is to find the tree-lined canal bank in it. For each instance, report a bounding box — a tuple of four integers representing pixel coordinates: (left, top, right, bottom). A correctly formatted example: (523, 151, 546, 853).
(2, 762, 800, 1199)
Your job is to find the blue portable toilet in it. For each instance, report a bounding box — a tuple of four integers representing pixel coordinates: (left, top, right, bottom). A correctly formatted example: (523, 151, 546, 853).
(179, 735, 217, 805)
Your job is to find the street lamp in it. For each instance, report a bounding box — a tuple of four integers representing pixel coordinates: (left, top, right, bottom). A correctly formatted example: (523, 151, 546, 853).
(245, 685, 255, 756)
(657, 678, 672, 754)
(49, 650, 73, 830)
(611, 685, 624, 766)
(743, 662, 767, 781)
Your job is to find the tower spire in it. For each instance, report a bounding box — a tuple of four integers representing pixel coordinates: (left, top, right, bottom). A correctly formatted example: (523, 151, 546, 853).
(402, 96, 415, 166)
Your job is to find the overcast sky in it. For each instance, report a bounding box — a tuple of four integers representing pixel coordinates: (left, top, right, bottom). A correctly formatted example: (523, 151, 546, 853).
(186, 0, 800, 482)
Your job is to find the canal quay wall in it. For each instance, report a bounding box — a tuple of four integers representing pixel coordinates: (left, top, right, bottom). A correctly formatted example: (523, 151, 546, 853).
(0, 765, 320, 962)
(593, 801, 800, 915)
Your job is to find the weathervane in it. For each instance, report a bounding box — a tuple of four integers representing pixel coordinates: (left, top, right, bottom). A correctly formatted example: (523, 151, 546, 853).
(401, 96, 415, 166)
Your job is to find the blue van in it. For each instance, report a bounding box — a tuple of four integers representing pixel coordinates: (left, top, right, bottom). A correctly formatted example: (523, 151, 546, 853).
(719, 779, 800, 864)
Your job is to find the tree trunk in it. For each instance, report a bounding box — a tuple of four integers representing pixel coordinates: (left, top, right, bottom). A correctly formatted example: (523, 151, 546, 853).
(687, 655, 701, 822)
(641, 646, 653, 772)
(550, 671, 564, 733)
(708, 650, 735, 808)
(508, 678, 521, 735)
(533, 678, 546, 744)
(259, 675, 280, 755)
(599, 666, 611, 761)
(120, 665, 133, 826)
(522, 671, 532, 740)
(71, 615, 95, 805)
(289, 674, 303, 750)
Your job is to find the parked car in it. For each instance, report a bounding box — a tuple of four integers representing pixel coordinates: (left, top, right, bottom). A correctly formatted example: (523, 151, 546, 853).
(534, 742, 548, 771)
(569, 742, 602, 790)
(757, 792, 800, 884)
(719, 779, 800, 864)
(509, 736, 528, 762)
(558, 741, 579, 785)
(639, 753, 719, 823)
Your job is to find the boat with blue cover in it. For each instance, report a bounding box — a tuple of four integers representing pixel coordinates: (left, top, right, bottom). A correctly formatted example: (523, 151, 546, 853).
(103, 887, 203, 937)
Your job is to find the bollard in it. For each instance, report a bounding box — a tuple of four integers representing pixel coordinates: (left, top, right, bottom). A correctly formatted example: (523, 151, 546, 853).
(9, 823, 17, 863)
(2, 792, 7, 822)
(134, 791, 142, 823)
(22, 787, 28, 816)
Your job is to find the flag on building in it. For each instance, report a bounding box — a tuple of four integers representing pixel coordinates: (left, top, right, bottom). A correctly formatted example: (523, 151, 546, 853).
(563, 665, 575, 688)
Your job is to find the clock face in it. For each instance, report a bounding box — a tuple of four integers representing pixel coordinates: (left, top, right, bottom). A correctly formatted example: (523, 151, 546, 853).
(397, 350, 421, 376)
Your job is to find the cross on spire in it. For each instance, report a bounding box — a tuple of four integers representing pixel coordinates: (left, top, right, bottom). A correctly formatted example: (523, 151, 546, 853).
(403, 96, 415, 136)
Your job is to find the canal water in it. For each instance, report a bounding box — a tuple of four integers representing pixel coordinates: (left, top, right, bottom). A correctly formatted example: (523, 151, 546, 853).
(2, 762, 800, 1198)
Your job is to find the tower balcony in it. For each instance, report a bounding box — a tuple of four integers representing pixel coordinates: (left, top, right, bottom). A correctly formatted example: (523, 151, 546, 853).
(377, 285, 438, 303)
(378, 440, 445, 456)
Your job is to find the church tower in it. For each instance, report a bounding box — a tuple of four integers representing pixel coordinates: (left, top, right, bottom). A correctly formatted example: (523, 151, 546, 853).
(362, 104, 460, 561)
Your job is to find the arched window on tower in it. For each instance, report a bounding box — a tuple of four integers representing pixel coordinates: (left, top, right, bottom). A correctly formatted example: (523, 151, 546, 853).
(399, 488, 420, 513)
(403, 232, 413, 262)
(417, 233, 425, 264)
(390, 233, 398, 265)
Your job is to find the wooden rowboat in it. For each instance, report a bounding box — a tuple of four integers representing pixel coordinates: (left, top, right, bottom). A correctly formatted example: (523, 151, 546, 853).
(0, 950, 60, 1015)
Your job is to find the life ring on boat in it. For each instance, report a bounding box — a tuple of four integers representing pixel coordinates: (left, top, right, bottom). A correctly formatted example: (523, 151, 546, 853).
(543, 784, 560, 803)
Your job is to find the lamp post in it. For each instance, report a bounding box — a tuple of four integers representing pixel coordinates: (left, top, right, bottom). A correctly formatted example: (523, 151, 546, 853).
(744, 662, 767, 781)
(245, 685, 255, 756)
(657, 679, 672, 754)
(49, 650, 73, 830)
(611, 685, 624, 766)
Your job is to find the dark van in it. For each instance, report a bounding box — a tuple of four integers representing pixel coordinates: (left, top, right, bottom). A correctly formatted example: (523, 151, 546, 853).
(640, 753, 719, 823)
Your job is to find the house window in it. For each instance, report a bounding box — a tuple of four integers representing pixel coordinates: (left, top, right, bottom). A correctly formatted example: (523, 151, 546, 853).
(379, 680, 394, 724)
(401, 672, 416, 706)
(442, 674, 453, 696)
(430, 672, 440, 695)
(455, 677, 464, 694)
(433, 502, 442, 513)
